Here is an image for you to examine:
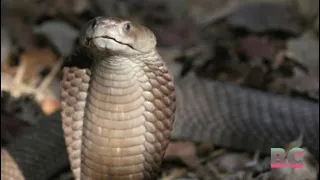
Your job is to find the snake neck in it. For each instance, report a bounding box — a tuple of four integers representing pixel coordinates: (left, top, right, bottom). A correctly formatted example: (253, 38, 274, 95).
(89, 50, 162, 94)
(80, 49, 176, 179)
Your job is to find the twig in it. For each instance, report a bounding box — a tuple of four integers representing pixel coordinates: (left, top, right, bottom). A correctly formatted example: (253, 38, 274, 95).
(13, 59, 26, 85)
(199, 0, 241, 28)
(36, 58, 63, 93)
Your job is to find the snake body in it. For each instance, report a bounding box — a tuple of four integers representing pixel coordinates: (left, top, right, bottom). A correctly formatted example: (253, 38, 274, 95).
(1, 17, 319, 180)
(173, 73, 319, 156)
(1, 112, 68, 180)
(61, 17, 176, 179)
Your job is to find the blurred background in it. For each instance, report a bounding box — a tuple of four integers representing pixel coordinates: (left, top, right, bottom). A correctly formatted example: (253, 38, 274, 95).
(1, 0, 319, 179)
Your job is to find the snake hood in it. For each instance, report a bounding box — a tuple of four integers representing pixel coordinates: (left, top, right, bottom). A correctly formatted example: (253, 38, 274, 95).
(61, 17, 176, 179)
(80, 17, 157, 57)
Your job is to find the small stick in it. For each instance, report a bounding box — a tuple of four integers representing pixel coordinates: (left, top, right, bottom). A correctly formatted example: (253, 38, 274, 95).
(199, 0, 240, 27)
(13, 59, 26, 85)
(36, 58, 63, 93)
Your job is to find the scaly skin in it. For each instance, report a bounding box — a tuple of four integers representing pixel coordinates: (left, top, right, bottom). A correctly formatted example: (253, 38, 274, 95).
(60, 17, 176, 180)
(1, 149, 24, 180)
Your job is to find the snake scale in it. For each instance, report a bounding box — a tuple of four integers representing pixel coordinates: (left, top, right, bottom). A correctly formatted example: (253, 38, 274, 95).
(1, 17, 319, 180)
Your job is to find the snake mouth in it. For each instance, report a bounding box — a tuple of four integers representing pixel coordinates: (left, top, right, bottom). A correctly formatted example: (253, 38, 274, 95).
(94, 35, 137, 51)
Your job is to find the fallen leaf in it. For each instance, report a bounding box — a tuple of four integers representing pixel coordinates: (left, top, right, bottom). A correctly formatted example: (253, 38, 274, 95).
(34, 21, 79, 56)
(18, 48, 59, 83)
(160, 168, 187, 180)
(41, 98, 60, 115)
(164, 141, 199, 168)
(292, 0, 319, 23)
(227, 2, 302, 35)
(236, 36, 276, 60)
(210, 153, 252, 173)
(286, 33, 319, 77)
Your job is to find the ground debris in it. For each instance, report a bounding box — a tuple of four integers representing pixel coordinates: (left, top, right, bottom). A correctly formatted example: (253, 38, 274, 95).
(227, 2, 303, 35)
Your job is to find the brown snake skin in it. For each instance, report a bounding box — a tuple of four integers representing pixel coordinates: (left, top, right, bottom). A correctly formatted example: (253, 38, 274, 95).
(1, 149, 24, 180)
(61, 17, 176, 179)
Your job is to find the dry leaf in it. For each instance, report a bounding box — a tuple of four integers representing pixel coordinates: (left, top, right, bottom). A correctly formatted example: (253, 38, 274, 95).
(164, 141, 200, 168)
(286, 33, 319, 77)
(236, 36, 276, 60)
(227, 2, 302, 35)
(18, 48, 58, 82)
(41, 98, 60, 115)
(211, 153, 252, 173)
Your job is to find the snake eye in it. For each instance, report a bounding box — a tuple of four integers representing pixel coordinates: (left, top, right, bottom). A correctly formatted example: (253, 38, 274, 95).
(124, 23, 131, 32)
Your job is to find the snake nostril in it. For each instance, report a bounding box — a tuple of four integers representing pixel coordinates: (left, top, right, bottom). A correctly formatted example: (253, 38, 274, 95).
(92, 17, 104, 29)
(92, 17, 103, 29)
(91, 19, 97, 29)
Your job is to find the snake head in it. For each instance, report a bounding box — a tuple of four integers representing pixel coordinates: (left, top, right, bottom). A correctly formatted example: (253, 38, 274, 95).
(80, 17, 157, 56)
